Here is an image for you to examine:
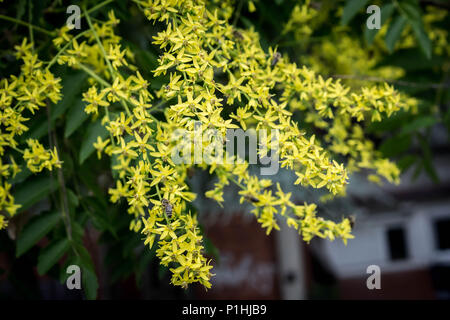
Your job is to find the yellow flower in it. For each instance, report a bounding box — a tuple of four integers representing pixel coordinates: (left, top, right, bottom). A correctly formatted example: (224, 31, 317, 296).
(0, 0, 412, 290)
(107, 44, 129, 70)
(83, 86, 110, 115)
(93, 137, 110, 159)
(0, 215, 8, 230)
(23, 139, 62, 173)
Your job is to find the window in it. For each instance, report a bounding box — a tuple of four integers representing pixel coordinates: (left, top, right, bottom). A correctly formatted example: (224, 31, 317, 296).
(386, 227, 408, 261)
(435, 218, 450, 250)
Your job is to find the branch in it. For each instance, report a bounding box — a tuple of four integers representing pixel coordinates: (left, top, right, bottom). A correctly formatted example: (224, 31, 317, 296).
(331, 74, 450, 89)
(420, 0, 450, 10)
(0, 14, 55, 36)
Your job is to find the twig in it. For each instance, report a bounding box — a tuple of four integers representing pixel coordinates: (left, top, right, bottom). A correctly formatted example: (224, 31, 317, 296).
(53, 130, 74, 242)
(0, 14, 55, 36)
(79, 0, 115, 19)
(46, 30, 91, 71)
(233, 0, 244, 27)
(45, 100, 73, 242)
(28, 0, 34, 48)
(83, 6, 115, 77)
(331, 74, 450, 89)
(77, 63, 110, 86)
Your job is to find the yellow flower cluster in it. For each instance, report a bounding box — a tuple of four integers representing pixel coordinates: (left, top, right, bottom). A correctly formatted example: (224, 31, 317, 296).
(23, 139, 61, 173)
(282, 0, 318, 38)
(282, 1, 422, 187)
(134, 0, 410, 284)
(1, 0, 415, 290)
(51, 0, 415, 288)
(0, 38, 62, 224)
(51, 6, 214, 289)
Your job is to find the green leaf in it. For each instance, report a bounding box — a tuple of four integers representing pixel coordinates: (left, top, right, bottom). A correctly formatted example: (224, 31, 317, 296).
(16, 211, 60, 257)
(110, 259, 134, 284)
(59, 255, 77, 285)
(72, 244, 98, 300)
(22, 117, 48, 141)
(410, 22, 432, 59)
(204, 237, 220, 263)
(398, 0, 421, 21)
(67, 189, 79, 208)
(83, 197, 116, 237)
(9, 166, 32, 184)
(136, 248, 155, 284)
(412, 160, 423, 181)
(417, 135, 439, 183)
(364, 4, 394, 45)
(77, 168, 108, 208)
(400, 116, 436, 135)
(51, 72, 87, 122)
(72, 221, 85, 244)
(79, 119, 109, 165)
(64, 100, 89, 138)
(340, 0, 369, 26)
(444, 109, 450, 134)
(14, 176, 58, 212)
(240, 16, 254, 30)
(74, 244, 96, 271)
(124, 41, 158, 72)
(367, 110, 409, 133)
(37, 238, 71, 275)
(398, 1, 432, 59)
(380, 134, 411, 158)
(15, 0, 27, 23)
(375, 48, 443, 71)
(397, 155, 417, 172)
(158, 265, 168, 280)
(82, 266, 99, 300)
(385, 15, 407, 53)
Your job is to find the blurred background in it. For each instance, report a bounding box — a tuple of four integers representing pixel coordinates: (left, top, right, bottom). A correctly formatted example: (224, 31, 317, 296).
(0, 0, 449, 299)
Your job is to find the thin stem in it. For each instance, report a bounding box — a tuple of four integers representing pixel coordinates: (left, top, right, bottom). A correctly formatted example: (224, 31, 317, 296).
(331, 74, 450, 89)
(151, 100, 166, 111)
(46, 30, 91, 71)
(229, 176, 245, 189)
(104, 106, 116, 147)
(45, 100, 73, 243)
(434, 70, 449, 108)
(45, 103, 60, 217)
(120, 100, 133, 117)
(56, 153, 74, 242)
(0, 14, 55, 36)
(84, 6, 135, 119)
(278, 37, 329, 47)
(84, 6, 115, 78)
(57, 169, 73, 241)
(77, 64, 144, 124)
(155, 183, 170, 223)
(9, 145, 24, 154)
(80, 0, 115, 19)
(28, 0, 34, 48)
(233, 0, 244, 26)
(78, 63, 110, 86)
